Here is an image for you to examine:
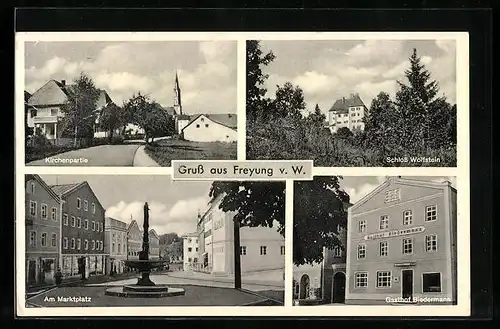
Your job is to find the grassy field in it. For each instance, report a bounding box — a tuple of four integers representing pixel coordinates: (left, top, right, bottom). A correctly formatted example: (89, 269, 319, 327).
(145, 139, 237, 166)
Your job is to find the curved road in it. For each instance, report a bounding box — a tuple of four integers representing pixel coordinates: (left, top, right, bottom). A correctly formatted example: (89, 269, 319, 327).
(27, 144, 142, 167)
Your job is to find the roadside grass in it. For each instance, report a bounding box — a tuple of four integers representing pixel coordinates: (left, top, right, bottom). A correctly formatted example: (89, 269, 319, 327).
(145, 139, 237, 166)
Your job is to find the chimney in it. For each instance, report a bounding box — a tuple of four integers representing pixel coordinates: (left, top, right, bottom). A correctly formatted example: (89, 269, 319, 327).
(61, 80, 66, 86)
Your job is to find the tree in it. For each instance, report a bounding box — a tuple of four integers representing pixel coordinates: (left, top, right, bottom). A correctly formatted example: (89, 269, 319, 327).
(364, 92, 399, 156)
(293, 176, 350, 265)
(123, 93, 175, 144)
(246, 40, 276, 124)
(98, 103, 125, 141)
(59, 72, 101, 144)
(272, 82, 306, 121)
(307, 104, 326, 127)
(335, 127, 354, 140)
(159, 233, 180, 245)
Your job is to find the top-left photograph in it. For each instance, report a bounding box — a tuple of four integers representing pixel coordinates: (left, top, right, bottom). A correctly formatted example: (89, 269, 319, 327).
(23, 40, 238, 167)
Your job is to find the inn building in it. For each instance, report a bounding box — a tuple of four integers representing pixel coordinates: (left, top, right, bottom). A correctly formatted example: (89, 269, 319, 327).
(50, 181, 106, 278)
(195, 193, 285, 276)
(345, 176, 457, 305)
(25, 174, 62, 286)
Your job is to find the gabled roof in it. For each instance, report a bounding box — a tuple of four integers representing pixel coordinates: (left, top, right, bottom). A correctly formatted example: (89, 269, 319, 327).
(24, 91, 32, 102)
(148, 229, 160, 240)
(26, 174, 61, 203)
(176, 114, 191, 120)
(182, 232, 199, 238)
(49, 181, 105, 212)
(127, 219, 141, 234)
(328, 93, 366, 113)
(183, 113, 237, 132)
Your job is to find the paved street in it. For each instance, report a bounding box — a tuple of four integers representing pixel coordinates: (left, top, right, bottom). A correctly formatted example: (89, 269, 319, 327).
(27, 144, 142, 166)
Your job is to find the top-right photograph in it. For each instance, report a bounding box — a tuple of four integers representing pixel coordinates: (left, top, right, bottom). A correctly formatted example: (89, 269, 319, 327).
(246, 38, 459, 167)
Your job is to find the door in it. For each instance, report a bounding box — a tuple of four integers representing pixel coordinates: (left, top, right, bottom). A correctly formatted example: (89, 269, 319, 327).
(402, 269, 414, 300)
(42, 259, 55, 284)
(299, 275, 310, 299)
(28, 260, 37, 285)
(333, 272, 346, 303)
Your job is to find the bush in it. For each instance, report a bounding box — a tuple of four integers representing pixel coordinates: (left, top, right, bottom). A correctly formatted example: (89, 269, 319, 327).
(110, 135, 125, 145)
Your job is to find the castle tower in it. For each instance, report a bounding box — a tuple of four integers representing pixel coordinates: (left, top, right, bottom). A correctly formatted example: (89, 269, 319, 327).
(173, 71, 182, 115)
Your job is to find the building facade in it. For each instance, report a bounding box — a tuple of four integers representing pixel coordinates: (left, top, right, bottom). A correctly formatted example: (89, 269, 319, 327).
(104, 217, 128, 275)
(50, 181, 106, 279)
(149, 229, 160, 259)
(182, 114, 237, 143)
(196, 194, 285, 276)
(328, 93, 367, 133)
(346, 177, 457, 305)
(127, 220, 142, 259)
(182, 232, 199, 271)
(25, 174, 61, 286)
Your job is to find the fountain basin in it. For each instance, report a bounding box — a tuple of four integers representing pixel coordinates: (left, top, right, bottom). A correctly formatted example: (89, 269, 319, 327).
(105, 285, 185, 298)
(124, 259, 169, 271)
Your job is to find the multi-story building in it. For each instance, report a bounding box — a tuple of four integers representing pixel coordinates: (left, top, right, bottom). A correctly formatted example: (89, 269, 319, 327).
(293, 203, 350, 305)
(50, 181, 106, 278)
(104, 217, 128, 275)
(196, 193, 285, 276)
(25, 174, 61, 286)
(126, 220, 160, 260)
(327, 93, 368, 133)
(149, 229, 160, 259)
(346, 176, 457, 305)
(182, 232, 199, 271)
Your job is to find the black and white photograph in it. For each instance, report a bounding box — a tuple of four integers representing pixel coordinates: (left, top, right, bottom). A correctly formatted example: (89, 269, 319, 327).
(246, 39, 458, 167)
(23, 174, 285, 307)
(293, 176, 457, 305)
(23, 40, 238, 167)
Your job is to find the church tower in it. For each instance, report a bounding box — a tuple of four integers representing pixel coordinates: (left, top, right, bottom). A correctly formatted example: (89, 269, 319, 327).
(173, 71, 182, 115)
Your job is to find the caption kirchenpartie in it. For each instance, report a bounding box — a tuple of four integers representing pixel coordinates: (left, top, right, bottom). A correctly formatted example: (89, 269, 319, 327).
(172, 160, 313, 180)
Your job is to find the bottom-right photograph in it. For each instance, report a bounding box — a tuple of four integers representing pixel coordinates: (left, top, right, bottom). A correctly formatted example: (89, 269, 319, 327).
(292, 175, 457, 306)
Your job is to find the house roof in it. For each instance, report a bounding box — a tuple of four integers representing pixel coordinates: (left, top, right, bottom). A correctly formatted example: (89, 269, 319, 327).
(27, 79, 113, 108)
(183, 113, 237, 131)
(26, 174, 61, 202)
(24, 91, 32, 102)
(176, 114, 191, 120)
(182, 232, 198, 238)
(49, 182, 83, 196)
(328, 93, 366, 113)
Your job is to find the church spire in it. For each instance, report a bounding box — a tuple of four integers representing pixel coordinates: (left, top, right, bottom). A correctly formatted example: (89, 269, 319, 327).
(174, 70, 182, 115)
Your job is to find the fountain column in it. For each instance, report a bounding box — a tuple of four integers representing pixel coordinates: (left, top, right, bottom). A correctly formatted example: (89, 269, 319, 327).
(136, 202, 155, 286)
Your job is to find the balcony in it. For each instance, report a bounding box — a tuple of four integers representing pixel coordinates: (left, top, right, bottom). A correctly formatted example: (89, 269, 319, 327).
(33, 115, 58, 124)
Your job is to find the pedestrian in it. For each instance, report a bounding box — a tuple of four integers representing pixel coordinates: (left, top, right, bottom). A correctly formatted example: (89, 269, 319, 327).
(54, 268, 63, 286)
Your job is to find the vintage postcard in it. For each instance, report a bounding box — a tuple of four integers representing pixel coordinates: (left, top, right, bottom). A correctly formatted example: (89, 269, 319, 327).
(15, 31, 469, 317)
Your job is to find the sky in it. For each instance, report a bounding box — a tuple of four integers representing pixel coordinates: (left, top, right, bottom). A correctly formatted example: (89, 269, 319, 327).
(25, 41, 237, 115)
(340, 176, 457, 204)
(40, 175, 213, 237)
(259, 39, 456, 116)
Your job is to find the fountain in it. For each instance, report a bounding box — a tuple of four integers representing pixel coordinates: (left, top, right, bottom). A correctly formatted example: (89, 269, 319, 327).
(105, 202, 185, 298)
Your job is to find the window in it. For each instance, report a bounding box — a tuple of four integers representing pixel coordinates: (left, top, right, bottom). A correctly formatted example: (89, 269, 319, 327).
(355, 272, 368, 288)
(77, 197, 81, 209)
(77, 238, 81, 250)
(402, 238, 413, 255)
(196, 124, 200, 128)
(377, 271, 392, 288)
(425, 235, 438, 252)
(92, 221, 95, 231)
(77, 217, 81, 228)
(30, 182, 35, 194)
(422, 273, 441, 292)
(334, 246, 342, 257)
(195, 247, 198, 252)
(96, 222, 99, 232)
(51, 207, 57, 221)
(240, 246, 247, 255)
(403, 210, 413, 225)
(260, 246, 267, 255)
(51, 233, 57, 247)
(71, 216, 76, 227)
(379, 215, 389, 230)
(92, 203, 96, 214)
(71, 238, 75, 249)
(29, 231, 36, 246)
(385, 189, 401, 203)
(205, 124, 209, 128)
(84, 200, 88, 211)
(188, 257, 192, 262)
(379, 241, 388, 257)
(29, 201, 37, 216)
(92, 240, 96, 250)
(357, 244, 366, 259)
(188, 247, 192, 252)
(188, 238, 191, 243)
(63, 237, 68, 249)
(41, 204, 48, 219)
(281, 246, 285, 255)
(426, 205, 437, 221)
(358, 220, 366, 233)
(118, 243, 121, 254)
(41, 233, 47, 246)
(84, 219, 88, 229)
(63, 214, 68, 226)
(84, 239, 88, 250)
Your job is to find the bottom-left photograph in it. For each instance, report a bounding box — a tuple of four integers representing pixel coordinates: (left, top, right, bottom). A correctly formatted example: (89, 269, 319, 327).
(22, 174, 286, 307)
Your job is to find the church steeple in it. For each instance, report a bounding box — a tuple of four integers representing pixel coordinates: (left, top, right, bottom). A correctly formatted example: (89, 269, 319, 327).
(174, 70, 182, 115)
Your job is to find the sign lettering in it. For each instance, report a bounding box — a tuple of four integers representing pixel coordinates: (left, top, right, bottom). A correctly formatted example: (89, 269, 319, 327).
(363, 226, 426, 241)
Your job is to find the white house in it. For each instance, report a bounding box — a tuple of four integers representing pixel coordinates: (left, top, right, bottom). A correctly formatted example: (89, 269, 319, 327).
(328, 93, 368, 133)
(182, 114, 237, 143)
(182, 232, 199, 271)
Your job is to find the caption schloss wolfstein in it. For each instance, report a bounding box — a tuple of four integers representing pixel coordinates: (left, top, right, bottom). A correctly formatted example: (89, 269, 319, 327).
(176, 164, 308, 177)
